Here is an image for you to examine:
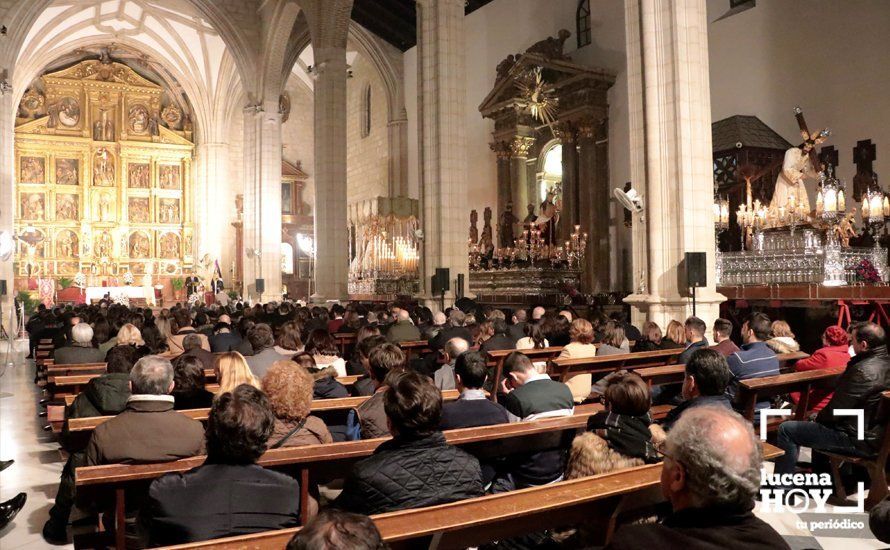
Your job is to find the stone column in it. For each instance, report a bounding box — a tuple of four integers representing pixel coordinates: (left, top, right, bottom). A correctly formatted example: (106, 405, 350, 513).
(578, 118, 609, 292)
(242, 101, 283, 302)
(417, 0, 469, 305)
(623, 0, 724, 328)
(510, 136, 535, 222)
(388, 110, 409, 197)
(0, 92, 14, 335)
(555, 122, 579, 243)
(193, 142, 229, 267)
(490, 140, 512, 219)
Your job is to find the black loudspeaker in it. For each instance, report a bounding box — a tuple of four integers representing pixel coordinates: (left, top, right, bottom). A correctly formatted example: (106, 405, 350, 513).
(0, 280, 6, 296)
(456, 274, 465, 299)
(685, 252, 707, 288)
(255, 278, 265, 294)
(432, 268, 450, 294)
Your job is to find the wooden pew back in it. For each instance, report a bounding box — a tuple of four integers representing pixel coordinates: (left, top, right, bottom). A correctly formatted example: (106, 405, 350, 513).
(736, 364, 841, 422)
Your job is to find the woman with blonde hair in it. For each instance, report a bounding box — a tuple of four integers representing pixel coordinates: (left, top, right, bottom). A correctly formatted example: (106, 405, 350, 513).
(214, 351, 261, 395)
(262, 361, 333, 447)
(660, 320, 685, 350)
(632, 321, 663, 352)
(557, 318, 598, 402)
(767, 320, 800, 353)
(116, 323, 145, 346)
(156, 316, 174, 341)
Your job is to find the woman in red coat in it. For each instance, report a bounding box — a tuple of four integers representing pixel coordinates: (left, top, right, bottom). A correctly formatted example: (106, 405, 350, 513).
(790, 325, 850, 412)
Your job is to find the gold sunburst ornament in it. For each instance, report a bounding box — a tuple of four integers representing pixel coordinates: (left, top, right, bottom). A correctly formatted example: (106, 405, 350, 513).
(516, 66, 558, 126)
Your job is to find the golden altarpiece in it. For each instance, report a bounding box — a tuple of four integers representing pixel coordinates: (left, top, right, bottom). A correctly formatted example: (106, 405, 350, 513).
(13, 58, 195, 291)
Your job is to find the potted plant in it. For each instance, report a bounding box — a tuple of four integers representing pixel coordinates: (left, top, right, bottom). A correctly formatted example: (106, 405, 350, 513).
(170, 277, 186, 302)
(16, 290, 38, 316)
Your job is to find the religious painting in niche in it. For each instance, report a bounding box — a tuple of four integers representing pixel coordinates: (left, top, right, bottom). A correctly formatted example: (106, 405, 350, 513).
(158, 165, 180, 189)
(93, 148, 115, 186)
(281, 242, 294, 274)
(20, 89, 45, 117)
(19, 229, 45, 259)
(129, 262, 146, 275)
(128, 104, 150, 134)
(21, 193, 45, 220)
(129, 231, 151, 258)
(57, 261, 78, 275)
(57, 97, 81, 127)
(56, 194, 79, 221)
(95, 192, 113, 222)
(159, 232, 180, 259)
(184, 234, 192, 257)
(158, 198, 180, 224)
(128, 163, 150, 188)
(282, 182, 293, 214)
(56, 158, 79, 185)
(21, 157, 45, 183)
(161, 104, 182, 127)
(55, 230, 78, 258)
(93, 109, 115, 141)
(129, 197, 150, 223)
(94, 231, 113, 258)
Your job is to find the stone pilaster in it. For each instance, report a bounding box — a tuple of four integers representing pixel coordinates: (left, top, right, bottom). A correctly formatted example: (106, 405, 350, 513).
(490, 140, 513, 219)
(509, 136, 535, 220)
(242, 101, 283, 302)
(554, 122, 579, 244)
(388, 110, 409, 197)
(624, 0, 724, 328)
(0, 91, 14, 334)
(193, 142, 230, 270)
(417, 0, 469, 305)
(577, 118, 609, 293)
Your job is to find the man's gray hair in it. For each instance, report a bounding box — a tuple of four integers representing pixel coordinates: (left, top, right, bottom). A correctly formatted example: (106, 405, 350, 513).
(513, 309, 527, 323)
(130, 356, 175, 395)
(72, 322, 93, 344)
(444, 337, 469, 358)
(666, 406, 762, 509)
(182, 333, 202, 351)
(449, 309, 466, 327)
(433, 311, 447, 326)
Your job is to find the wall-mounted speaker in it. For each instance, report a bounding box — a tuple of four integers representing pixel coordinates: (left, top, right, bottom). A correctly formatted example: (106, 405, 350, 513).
(255, 278, 265, 294)
(685, 252, 706, 288)
(432, 268, 450, 295)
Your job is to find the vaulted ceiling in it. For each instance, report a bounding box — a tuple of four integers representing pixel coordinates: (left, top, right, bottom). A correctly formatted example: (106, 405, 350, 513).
(350, 0, 497, 52)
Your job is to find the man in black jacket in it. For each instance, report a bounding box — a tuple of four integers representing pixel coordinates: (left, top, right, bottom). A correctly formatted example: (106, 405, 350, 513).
(141, 384, 300, 546)
(678, 316, 709, 365)
(776, 322, 890, 475)
(428, 309, 472, 351)
(335, 371, 483, 515)
(607, 406, 787, 549)
(658, 348, 732, 432)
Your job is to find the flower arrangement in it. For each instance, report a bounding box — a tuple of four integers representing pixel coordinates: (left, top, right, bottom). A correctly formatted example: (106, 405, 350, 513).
(123, 271, 134, 286)
(855, 258, 882, 283)
(110, 291, 130, 307)
(74, 272, 86, 289)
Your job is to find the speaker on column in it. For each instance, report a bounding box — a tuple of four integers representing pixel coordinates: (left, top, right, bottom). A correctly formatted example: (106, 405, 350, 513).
(255, 278, 265, 294)
(432, 268, 450, 295)
(685, 252, 707, 288)
(0, 280, 6, 296)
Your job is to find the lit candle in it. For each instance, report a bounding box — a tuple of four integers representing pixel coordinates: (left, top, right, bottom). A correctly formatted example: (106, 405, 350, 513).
(863, 198, 871, 219)
(838, 190, 846, 212)
(883, 196, 890, 218)
(824, 188, 837, 214)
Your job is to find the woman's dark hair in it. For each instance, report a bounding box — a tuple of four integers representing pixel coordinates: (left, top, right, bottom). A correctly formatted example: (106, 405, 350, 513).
(206, 384, 275, 464)
(384, 371, 442, 438)
(237, 317, 256, 338)
(601, 320, 626, 348)
(357, 334, 387, 360)
(286, 509, 385, 550)
(292, 351, 319, 373)
(140, 324, 168, 354)
(276, 321, 303, 351)
(106, 344, 139, 374)
(305, 329, 339, 357)
(92, 318, 111, 346)
(173, 355, 207, 393)
(524, 322, 547, 349)
(603, 371, 650, 416)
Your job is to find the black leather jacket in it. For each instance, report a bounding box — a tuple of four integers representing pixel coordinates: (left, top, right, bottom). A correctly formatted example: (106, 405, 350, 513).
(817, 345, 890, 453)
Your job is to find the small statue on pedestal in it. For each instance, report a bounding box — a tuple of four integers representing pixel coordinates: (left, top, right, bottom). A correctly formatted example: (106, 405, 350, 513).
(480, 207, 493, 254)
(469, 209, 479, 244)
(498, 202, 519, 248)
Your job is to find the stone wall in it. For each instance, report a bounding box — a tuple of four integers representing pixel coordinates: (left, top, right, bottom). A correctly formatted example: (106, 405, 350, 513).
(281, 77, 316, 208)
(346, 55, 389, 203)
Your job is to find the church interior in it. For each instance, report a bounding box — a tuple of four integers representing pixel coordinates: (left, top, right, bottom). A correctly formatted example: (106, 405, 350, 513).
(1, 0, 890, 548)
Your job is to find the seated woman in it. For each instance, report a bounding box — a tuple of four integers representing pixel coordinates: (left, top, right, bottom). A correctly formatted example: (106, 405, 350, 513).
(767, 320, 800, 354)
(214, 351, 261, 395)
(350, 335, 388, 396)
(565, 371, 663, 479)
(172, 355, 215, 410)
(292, 352, 349, 399)
(597, 321, 630, 355)
(274, 321, 304, 356)
(261, 361, 333, 446)
(103, 323, 145, 360)
(659, 320, 685, 349)
(790, 325, 850, 412)
(631, 321, 663, 353)
(347, 325, 382, 376)
(515, 322, 549, 350)
(304, 329, 347, 377)
(558, 319, 599, 403)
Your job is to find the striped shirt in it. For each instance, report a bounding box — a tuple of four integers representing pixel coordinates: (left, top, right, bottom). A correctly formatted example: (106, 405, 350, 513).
(726, 341, 780, 405)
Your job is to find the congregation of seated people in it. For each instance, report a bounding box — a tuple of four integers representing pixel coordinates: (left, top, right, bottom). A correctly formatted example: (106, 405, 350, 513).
(28, 298, 889, 548)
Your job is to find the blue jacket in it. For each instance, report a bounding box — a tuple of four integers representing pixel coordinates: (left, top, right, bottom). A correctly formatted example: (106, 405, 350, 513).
(726, 341, 780, 409)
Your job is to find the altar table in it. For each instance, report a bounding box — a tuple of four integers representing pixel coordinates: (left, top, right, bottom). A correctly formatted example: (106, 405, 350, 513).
(85, 286, 147, 303)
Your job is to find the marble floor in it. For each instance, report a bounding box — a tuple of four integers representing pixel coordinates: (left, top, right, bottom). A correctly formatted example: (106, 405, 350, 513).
(0, 344, 886, 549)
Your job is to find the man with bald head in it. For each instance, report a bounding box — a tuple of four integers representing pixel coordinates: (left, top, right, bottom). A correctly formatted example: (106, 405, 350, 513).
(607, 406, 787, 549)
(433, 337, 470, 390)
(386, 309, 421, 344)
(209, 315, 241, 352)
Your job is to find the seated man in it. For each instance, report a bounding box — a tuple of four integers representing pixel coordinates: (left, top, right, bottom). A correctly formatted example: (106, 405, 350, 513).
(175, 333, 215, 371)
(428, 309, 472, 351)
(385, 309, 421, 344)
(287, 509, 383, 550)
(726, 312, 780, 411)
(433, 337, 469, 391)
(677, 316, 709, 365)
(440, 350, 513, 430)
(350, 335, 387, 396)
(496, 352, 574, 490)
(354, 343, 406, 439)
(658, 348, 733, 432)
(142, 385, 300, 545)
(53, 322, 104, 365)
(335, 371, 483, 514)
(167, 309, 210, 354)
(209, 315, 241, 353)
(608, 407, 787, 549)
(244, 323, 289, 379)
(712, 318, 740, 357)
(775, 322, 890, 475)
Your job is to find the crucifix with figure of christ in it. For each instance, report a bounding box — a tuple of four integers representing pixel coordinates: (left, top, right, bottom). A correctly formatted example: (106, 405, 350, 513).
(767, 107, 830, 219)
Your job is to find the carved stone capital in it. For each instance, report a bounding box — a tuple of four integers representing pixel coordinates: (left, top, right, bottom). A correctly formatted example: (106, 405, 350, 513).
(511, 136, 537, 158)
(489, 140, 513, 160)
(552, 121, 576, 144)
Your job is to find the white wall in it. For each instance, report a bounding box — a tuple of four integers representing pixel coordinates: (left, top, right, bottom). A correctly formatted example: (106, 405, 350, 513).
(708, 0, 890, 201)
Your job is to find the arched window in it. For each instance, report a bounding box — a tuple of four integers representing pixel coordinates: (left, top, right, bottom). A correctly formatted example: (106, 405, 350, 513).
(539, 143, 563, 203)
(577, 0, 591, 48)
(360, 83, 372, 138)
(280, 242, 294, 275)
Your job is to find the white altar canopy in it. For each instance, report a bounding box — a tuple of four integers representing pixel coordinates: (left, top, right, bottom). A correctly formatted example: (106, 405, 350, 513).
(85, 286, 146, 303)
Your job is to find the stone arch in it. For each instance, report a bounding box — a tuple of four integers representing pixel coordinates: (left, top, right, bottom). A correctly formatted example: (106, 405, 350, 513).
(256, 0, 303, 104)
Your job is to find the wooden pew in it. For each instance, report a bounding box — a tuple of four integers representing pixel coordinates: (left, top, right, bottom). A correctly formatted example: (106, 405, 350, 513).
(819, 391, 890, 510)
(333, 332, 356, 356)
(47, 363, 107, 377)
(486, 347, 565, 401)
(76, 406, 610, 549)
(633, 351, 811, 391)
(736, 367, 844, 424)
(397, 339, 431, 361)
(155, 442, 785, 550)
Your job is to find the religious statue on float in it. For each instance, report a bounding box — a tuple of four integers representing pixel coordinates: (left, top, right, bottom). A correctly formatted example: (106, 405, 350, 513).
(767, 107, 830, 226)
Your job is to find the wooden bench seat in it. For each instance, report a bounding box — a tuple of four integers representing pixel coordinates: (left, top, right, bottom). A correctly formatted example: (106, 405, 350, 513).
(736, 366, 843, 423)
(154, 442, 784, 550)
